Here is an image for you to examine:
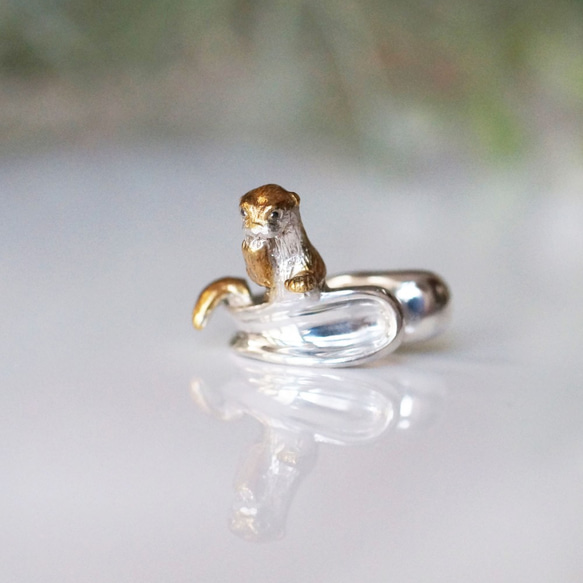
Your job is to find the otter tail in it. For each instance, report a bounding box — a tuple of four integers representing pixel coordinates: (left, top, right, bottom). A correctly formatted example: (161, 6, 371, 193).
(192, 277, 253, 330)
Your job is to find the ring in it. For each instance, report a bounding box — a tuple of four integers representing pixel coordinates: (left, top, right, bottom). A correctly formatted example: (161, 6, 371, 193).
(192, 184, 451, 367)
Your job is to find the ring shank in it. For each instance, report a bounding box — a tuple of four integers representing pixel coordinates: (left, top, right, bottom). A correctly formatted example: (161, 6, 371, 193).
(326, 270, 451, 344)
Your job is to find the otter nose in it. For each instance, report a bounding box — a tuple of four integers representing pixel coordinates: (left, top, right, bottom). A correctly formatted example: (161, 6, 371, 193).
(245, 221, 265, 234)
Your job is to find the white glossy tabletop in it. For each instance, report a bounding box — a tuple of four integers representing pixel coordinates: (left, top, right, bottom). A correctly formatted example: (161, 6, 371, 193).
(2, 140, 582, 582)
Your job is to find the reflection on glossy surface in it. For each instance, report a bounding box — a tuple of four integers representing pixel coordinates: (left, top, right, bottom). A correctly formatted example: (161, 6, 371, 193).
(191, 359, 446, 542)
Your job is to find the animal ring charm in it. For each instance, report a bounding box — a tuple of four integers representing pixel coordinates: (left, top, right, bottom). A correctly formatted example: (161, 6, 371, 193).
(193, 184, 451, 367)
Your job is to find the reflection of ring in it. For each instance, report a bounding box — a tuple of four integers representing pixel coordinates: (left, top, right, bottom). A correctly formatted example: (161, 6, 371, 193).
(191, 357, 447, 542)
(193, 184, 451, 367)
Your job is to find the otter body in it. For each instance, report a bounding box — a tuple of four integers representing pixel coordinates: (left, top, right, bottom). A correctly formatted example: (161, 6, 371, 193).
(240, 184, 326, 299)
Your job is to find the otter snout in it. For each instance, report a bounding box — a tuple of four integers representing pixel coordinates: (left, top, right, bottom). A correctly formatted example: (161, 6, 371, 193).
(245, 223, 270, 237)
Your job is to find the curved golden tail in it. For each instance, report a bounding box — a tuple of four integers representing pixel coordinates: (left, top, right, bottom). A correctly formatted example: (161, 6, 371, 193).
(192, 277, 253, 330)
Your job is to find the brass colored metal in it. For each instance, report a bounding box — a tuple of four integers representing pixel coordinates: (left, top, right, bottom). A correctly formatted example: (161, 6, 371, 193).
(240, 237, 273, 289)
(192, 277, 252, 330)
(240, 184, 326, 297)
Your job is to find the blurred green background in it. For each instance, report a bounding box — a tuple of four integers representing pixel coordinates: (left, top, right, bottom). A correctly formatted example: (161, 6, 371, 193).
(1, 0, 583, 160)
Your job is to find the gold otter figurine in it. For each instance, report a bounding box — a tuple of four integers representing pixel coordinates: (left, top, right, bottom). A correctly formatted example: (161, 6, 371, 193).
(240, 184, 326, 297)
(193, 184, 325, 329)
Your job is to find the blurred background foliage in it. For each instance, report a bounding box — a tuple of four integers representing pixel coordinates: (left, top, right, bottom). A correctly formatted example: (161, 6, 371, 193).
(1, 0, 583, 159)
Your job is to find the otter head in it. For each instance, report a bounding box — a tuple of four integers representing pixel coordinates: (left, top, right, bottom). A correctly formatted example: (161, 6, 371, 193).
(240, 184, 300, 239)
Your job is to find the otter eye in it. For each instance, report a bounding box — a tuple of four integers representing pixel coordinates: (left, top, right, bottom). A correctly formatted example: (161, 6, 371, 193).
(269, 210, 282, 220)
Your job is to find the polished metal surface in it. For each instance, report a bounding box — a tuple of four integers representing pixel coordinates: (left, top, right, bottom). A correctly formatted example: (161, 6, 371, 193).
(228, 286, 404, 367)
(226, 270, 451, 365)
(327, 270, 451, 343)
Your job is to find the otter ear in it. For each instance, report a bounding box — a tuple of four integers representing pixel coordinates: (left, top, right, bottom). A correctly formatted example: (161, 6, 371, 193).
(290, 192, 300, 206)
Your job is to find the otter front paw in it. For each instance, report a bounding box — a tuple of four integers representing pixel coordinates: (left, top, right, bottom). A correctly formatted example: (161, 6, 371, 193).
(285, 273, 318, 293)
